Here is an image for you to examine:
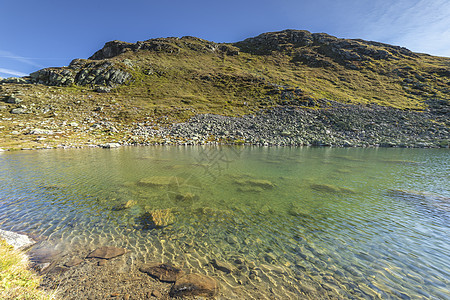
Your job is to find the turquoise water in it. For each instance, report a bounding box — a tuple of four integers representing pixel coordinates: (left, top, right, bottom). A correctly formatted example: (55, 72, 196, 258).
(0, 146, 449, 299)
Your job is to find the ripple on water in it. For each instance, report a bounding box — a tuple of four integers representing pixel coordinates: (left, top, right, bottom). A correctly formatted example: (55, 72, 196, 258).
(0, 147, 449, 299)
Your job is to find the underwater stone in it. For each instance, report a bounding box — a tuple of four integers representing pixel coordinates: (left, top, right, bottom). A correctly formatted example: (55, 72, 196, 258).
(310, 183, 340, 193)
(137, 208, 175, 229)
(170, 273, 218, 298)
(211, 259, 234, 274)
(112, 199, 137, 211)
(65, 257, 83, 267)
(140, 262, 184, 282)
(233, 178, 275, 189)
(174, 192, 199, 203)
(138, 176, 184, 187)
(86, 246, 127, 259)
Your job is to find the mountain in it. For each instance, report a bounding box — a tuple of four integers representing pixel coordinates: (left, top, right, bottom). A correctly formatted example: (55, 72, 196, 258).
(0, 30, 448, 149)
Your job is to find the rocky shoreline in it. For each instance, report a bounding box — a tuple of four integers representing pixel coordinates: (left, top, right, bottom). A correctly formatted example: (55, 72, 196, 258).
(0, 99, 448, 151)
(128, 100, 448, 148)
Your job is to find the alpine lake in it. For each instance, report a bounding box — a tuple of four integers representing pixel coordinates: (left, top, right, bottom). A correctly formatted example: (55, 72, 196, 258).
(0, 146, 449, 299)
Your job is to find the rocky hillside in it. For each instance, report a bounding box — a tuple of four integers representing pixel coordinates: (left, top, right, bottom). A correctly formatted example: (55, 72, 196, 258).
(0, 30, 448, 149)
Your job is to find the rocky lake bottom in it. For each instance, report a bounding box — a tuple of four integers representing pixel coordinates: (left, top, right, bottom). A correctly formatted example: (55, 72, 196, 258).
(0, 146, 449, 299)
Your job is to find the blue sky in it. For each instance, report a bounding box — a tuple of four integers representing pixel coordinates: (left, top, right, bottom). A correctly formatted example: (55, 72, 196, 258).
(1, 0, 449, 78)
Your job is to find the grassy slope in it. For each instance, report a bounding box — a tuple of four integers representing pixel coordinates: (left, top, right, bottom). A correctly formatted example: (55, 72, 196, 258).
(0, 31, 448, 149)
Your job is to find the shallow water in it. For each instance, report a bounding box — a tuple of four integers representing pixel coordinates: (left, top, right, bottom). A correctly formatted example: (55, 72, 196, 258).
(0, 146, 449, 299)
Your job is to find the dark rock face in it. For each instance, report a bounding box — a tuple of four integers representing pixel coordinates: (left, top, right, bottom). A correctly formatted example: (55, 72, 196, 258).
(139, 263, 184, 282)
(169, 273, 218, 298)
(89, 36, 238, 60)
(235, 29, 417, 69)
(30, 60, 131, 87)
(86, 246, 127, 259)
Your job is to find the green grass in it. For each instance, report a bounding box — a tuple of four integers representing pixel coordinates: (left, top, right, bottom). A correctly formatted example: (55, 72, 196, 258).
(0, 239, 56, 299)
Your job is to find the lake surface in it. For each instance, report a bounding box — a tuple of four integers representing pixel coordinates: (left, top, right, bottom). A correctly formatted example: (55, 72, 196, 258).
(0, 146, 449, 299)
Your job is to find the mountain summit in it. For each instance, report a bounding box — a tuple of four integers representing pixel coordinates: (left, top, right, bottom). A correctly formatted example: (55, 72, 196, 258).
(0, 30, 448, 149)
(26, 29, 448, 111)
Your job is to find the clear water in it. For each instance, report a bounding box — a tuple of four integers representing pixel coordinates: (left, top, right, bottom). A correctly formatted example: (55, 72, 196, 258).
(0, 146, 449, 299)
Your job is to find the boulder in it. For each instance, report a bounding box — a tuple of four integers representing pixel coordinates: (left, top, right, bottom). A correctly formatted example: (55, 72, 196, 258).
(86, 246, 127, 259)
(11, 107, 29, 114)
(170, 273, 218, 298)
(5, 95, 22, 104)
(101, 142, 120, 148)
(139, 263, 184, 282)
(0, 229, 36, 250)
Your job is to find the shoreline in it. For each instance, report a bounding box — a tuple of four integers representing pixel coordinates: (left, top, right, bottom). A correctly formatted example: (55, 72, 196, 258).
(1, 101, 448, 151)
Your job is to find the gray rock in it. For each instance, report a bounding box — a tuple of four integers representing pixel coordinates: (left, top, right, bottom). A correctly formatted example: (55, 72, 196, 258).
(11, 107, 29, 114)
(100, 142, 120, 148)
(0, 229, 36, 250)
(5, 95, 22, 104)
(94, 86, 111, 93)
(0, 77, 29, 84)
(29, 129, 54, 135)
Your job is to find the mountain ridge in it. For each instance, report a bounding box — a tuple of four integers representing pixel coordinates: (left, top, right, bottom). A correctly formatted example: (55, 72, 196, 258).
(0, 29, 448, 149)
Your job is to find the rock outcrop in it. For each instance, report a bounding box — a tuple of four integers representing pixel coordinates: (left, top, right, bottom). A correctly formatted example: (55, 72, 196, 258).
(235, 29, 417, 69)
(29, 59, 130, 87)
(89, 36, 239, 60)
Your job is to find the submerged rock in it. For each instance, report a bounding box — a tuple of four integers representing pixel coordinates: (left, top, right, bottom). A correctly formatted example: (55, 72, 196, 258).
(211, 259, 235, 274)
(140, 262, 184, 282)
(310, 183, 356, 194)
(174, 192, 199, 203)
(138, 176, 184, 187)
(137, 208, 175, 229)
(112, 199, 137, 211)
(310, 183, 339, 193)
(170, 273, 218, 298)
(388, 189, 450, 212)
(233, 178, 275, 189)
(237, 185, 264, 193)
(65, 257, 84, 267)
(28, 246, 62, 274)
(86, 246, 127, 259)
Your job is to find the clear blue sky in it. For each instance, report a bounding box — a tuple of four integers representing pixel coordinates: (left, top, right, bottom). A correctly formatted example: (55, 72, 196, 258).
(1, 0, 449, 78)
